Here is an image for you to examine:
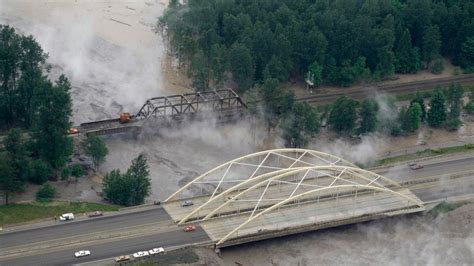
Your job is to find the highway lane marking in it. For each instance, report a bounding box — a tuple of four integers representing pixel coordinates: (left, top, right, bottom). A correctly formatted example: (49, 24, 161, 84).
(0, 220, 178, 257)
(0, 228, 211, 262)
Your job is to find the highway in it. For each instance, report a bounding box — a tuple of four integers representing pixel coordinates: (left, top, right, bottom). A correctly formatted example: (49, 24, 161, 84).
(1, 154, 473, 266)
(0, 227, 209, 266)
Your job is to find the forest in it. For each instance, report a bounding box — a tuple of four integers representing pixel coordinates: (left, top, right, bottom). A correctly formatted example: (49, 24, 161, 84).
(159, 0, 474, 91)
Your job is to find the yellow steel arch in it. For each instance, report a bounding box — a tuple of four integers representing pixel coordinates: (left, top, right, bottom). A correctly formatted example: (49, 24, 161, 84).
(200, 166, 396, 222)
(165, 148, 357, 202)
(178, 166, 396, 224)
(215, 184, 424, 245)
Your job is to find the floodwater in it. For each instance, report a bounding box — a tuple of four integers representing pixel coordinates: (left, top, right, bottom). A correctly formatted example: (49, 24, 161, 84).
(0, 0, 268, 201)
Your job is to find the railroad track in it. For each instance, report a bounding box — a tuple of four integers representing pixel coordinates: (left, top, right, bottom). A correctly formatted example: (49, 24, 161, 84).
(298, 74, 474, 104)
(63, 74, 474, 136)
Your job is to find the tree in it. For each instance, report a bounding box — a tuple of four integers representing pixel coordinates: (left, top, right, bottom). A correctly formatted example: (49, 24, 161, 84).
(0, 153, 21, 205)
(0, 25, 22, 127)
(459, 37, 474, 71)
(0, 25, 48, 128)
(422, 25, 441, 67)
(427, 88, 447, 128)
(402, 103, 422, 132)
(280, 102, 320, 147)
(81, 134, 109, 170)
(410, 91, 427, 121)
(4, 128, 29, 181)
(102, 169, 130, 205)
(102, 154, 151, 206)
(36, 182, 56, 201)
(228, 42, 254, 91)
(445, 84, 464, 131)
(306, 61, 323, 87)
(188, 49, 209, 91)
(29, 160, 50, 185)
(71, 164, 85, 178)
(127, 154, 151, 205)
(358, 98, 379, 134)
(30, 75, 73, 168)
(328, 96, 358, 133)
(430, 58, 444, 74)
(395, 29, 421, 73)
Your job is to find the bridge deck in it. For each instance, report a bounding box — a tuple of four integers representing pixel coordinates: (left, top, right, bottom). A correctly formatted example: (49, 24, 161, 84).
(199, 188, 423, 245)
(163, 175, 390, 223)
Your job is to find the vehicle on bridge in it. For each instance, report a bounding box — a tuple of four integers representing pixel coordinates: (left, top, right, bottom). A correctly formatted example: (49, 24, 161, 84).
(59, 213, 74, 221)
(74, 250, 90, 258)
(181, 200, 194, 207)
(119, 112, 132, 123)
(67, 127, 79, 135)
(184, 225, 196, 232)
(114, 255, 130, 262)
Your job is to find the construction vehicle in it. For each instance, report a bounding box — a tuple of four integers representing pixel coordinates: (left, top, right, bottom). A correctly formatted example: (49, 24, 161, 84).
(119, 112, 131, 123)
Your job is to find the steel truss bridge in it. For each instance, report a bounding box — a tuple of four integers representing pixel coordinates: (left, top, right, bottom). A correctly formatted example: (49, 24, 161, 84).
(78, 89, 246, 135)
(162, 149, 425, 247)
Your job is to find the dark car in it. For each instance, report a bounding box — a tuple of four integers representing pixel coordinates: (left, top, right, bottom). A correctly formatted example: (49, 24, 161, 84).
(87, 211, 103, 218)
(409, 164, 424, 170)
(181, 200, 194, 207)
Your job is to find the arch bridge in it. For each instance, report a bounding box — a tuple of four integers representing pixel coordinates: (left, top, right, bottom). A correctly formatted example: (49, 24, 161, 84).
(163, 149, 425, 247)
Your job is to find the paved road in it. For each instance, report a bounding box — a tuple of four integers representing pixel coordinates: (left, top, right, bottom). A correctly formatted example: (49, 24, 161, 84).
(1, 207, 171, 248)
(1, 154, 473, 266)
(376, 155, 474, 181)
(0, 227, 209, 266)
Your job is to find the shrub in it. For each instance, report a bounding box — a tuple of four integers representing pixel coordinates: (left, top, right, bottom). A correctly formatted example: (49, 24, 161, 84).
(446, 118, 462, 131)
(29, 160, 51, 185)
(431, 58, 444, 74)
(71, 164, 84, 178)
(465, 101, 474, 114)
(61, 167, 71, 181)
(36, 182, 56, 200)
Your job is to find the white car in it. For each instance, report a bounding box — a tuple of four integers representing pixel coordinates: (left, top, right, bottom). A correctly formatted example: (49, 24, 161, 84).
(59, 213, 74, 221)
(74, 250, 91, 258)
(149, 247, 164, 255)
(133, 251, 149, 258)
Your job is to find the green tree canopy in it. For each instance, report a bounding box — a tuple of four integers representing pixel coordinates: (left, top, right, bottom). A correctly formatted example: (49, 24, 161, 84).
(0, 25, 48, 128)
(81, 134, 109, 170)
(30, 75, 73, 168)
(358, 98, 379, 134)
(36, 182, 56, 201)
(0, 153, 21, 205)
(159, 1, 473, 89)
(410, 91, 427, 121)
(280, 102, 320, 147)
(402, 103, 422, 132)
(329, 96, 358, 133)
(422, 25, 441, 67)
(427, 88, 447, 128)
(102, 154, 151, 206)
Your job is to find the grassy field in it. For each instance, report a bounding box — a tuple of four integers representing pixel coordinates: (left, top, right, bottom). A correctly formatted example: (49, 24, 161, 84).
(373, 144, 474, 167)
(0, 201, 119, 226)
(430, 201, 471, 215)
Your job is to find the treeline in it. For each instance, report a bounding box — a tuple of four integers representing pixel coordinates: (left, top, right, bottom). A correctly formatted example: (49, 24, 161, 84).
(0, 25, 76, 204)
(159, 0, 474, 91)
(254, 83, 472, 147)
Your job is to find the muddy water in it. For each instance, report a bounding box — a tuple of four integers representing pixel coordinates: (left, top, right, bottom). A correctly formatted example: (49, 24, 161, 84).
(0, 0, 213, 200)
(0, 0, 176, 125)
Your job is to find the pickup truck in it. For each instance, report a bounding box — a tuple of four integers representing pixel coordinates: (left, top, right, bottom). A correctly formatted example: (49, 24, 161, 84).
(59, 213, 74, 221)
